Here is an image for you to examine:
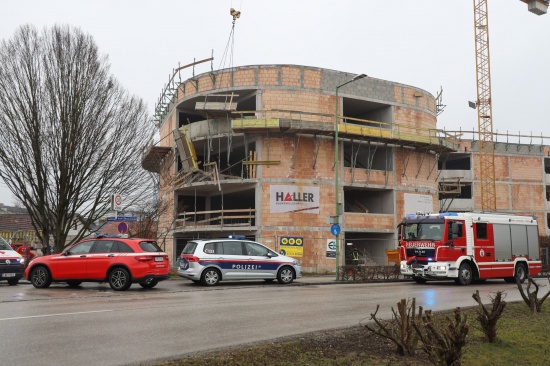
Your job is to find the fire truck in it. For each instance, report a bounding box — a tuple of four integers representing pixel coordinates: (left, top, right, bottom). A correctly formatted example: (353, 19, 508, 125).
(398, 212, 542, 285)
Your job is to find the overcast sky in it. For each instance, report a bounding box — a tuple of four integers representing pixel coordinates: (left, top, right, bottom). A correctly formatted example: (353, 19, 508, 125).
(1, 0, 550, 205)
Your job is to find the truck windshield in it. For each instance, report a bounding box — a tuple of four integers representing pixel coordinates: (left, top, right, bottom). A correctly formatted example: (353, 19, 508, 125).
(403, 223, 444, 241)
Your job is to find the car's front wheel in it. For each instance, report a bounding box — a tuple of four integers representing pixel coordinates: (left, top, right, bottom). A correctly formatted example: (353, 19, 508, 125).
(201, 268, 220, 286)
(30, 266, 52, 288)
(139, 278, 159, 289)
(277, 267, 294, 284)
(108, 267, 131, 291)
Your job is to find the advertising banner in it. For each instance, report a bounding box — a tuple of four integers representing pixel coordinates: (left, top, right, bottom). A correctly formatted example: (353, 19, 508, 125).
(279, 236, 303, 257)
(270, 185, 320, 214)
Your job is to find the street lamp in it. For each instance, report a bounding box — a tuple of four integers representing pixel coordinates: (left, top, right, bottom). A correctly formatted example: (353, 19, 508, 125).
(334, 73, 367, 280)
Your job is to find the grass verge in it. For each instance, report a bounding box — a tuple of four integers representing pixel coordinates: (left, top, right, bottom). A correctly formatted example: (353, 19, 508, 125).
(155, 301, 550, 366)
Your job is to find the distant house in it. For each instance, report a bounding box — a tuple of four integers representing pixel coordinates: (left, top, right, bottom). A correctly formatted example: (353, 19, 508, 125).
(0, 203, 27, 215)
(0, 203, 93, 248)
(0, 212, 39, 246)
(0, 203, 156, 247)
(66, 215, 94, 243)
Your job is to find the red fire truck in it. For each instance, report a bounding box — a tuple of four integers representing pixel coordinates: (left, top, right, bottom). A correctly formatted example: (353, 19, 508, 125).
(398, 212, 542, 285)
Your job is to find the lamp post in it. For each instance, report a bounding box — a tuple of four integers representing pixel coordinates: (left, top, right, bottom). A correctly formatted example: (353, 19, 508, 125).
(334, 73, 367, 280)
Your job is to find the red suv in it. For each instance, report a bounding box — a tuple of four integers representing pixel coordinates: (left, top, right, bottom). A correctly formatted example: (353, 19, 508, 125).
(24, 237, 170, 291)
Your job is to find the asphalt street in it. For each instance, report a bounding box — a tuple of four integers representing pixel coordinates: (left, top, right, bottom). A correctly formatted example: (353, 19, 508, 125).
(0, 276, 544, 365)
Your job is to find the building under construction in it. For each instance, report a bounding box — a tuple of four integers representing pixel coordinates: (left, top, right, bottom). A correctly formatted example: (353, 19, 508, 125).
(141, 62, 550, 272)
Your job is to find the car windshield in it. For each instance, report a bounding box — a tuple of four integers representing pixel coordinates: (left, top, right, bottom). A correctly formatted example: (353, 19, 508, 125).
(403, 223, 444, 241)
(0, 237, 12, 250)
(139, 241, 162, 252)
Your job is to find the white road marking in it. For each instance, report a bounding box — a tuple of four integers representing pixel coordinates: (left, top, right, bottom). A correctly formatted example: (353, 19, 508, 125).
(0, 309, 114, 321)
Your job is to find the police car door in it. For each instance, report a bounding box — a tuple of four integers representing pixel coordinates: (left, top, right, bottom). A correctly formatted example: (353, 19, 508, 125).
(244, 241, 276, 280)
(221, 241, 248, 279)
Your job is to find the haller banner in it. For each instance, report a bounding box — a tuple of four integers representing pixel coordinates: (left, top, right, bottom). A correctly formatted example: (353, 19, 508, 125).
(270, 185, 320, 214)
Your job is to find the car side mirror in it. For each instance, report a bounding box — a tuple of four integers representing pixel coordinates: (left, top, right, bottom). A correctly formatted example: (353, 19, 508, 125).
(62, 251, 70, 256)
(266, 252, 274, 258)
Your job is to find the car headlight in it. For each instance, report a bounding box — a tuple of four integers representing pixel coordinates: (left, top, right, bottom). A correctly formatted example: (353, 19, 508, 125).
(19, 257, 25, 265)
(293, 260, 301, 266)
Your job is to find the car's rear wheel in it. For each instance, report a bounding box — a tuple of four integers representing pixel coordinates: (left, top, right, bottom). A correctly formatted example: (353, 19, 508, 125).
(66, 281, 82, 287)
(30, 266, 52, 288)
(139, 278, 159, 289)
(108, 267, 131, 291)
(277, 267, 294, 284)
(201, 268, 220, 286)
(7, 278, 19, 286)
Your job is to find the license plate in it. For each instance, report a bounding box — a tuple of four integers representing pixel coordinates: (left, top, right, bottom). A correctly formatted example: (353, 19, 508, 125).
(154, 257, 164, 262)
(2, 273, 16, 277)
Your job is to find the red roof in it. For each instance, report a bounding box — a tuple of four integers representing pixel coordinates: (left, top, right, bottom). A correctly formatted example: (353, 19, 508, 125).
(0, 214, 35, 231)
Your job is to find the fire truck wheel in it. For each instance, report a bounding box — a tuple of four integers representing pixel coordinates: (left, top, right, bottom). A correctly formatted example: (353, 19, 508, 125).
(455, 262, 473, 286)
(505, 263, 527, 284)
(413, 277, 427, 284)
(515, 263, 527, 283)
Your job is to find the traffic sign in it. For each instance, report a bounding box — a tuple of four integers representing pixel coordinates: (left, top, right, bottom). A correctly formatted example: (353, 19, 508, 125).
(112, 193, 123, 211)
(330, 224, 341, 236)
(118, 222, 128, 234)
(106, 216, 138, 222)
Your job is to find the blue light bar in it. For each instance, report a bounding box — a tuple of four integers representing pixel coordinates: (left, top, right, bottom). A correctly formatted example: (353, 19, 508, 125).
(228, 235, 246, 239)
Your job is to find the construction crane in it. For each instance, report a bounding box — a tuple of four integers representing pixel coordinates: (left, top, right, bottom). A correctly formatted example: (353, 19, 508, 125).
(472, 0, 548, 212)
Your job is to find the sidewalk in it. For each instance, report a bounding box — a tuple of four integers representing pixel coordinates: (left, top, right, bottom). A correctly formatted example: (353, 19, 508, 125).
(296, 275, 338, 285)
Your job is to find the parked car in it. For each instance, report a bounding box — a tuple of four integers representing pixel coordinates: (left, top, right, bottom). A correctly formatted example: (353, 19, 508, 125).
(178, 238, 302, 286)
(25, 237, 170, 291)
(0, 237, 25, 286)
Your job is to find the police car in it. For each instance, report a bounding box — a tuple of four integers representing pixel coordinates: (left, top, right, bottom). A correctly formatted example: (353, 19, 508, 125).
(178, 238, 302, 286)
(0, 237, 25, 286)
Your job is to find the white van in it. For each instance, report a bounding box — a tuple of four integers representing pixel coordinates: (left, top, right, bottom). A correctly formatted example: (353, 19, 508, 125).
(0, 237, 25, 285)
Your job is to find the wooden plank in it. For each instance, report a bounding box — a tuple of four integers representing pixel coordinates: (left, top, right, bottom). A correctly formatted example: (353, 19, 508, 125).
(242, 161, 280, 165)
(195, 102, 237, 111)
(231, 118, 280, 129)
(221, 216, 254, 220)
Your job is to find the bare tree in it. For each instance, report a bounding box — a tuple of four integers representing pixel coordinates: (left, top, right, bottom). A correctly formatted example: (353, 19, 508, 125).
(128, 190, 172, 242)
(0, 24, 155, 254)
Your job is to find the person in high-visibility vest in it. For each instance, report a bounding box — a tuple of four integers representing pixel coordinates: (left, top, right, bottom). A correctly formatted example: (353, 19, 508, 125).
(352, 248, 359, 266)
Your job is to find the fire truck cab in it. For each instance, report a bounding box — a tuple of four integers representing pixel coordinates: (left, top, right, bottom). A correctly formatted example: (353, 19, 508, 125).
(398, 212, 542, 285)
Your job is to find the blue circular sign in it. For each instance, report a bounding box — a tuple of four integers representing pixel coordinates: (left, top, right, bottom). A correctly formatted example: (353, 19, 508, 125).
(118, 222, 128, 234)
(330, 224, 341, 236)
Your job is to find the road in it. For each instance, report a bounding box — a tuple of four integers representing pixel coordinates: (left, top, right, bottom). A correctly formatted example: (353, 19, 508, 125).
(0, 278, 538, 365)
